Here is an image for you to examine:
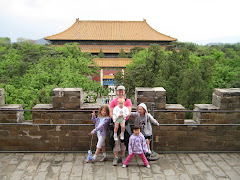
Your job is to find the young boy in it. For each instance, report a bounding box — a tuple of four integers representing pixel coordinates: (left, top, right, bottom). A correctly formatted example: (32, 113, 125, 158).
(122, 125, 150, 168)
(113, 98, 129, 141)
(131, 103, 159, 154)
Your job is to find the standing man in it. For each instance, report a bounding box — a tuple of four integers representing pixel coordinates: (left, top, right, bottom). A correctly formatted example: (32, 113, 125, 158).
(109, 86, 132, 166)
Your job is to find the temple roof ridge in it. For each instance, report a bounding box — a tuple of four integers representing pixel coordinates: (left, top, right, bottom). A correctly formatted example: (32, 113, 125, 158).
(45, 19, 177, 41)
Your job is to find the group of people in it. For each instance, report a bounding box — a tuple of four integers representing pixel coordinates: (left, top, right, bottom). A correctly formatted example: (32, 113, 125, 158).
(86, 86, 159, 168)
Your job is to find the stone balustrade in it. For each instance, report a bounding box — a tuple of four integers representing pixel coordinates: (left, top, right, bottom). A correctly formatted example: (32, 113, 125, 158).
(0, 87, 239, 151)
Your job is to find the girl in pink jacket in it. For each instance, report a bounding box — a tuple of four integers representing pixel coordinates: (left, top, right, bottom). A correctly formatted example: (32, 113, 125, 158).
(122, 125, 150, 168)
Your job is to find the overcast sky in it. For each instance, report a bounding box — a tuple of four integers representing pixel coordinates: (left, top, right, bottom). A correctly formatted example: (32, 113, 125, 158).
(0, 0, 240, 44)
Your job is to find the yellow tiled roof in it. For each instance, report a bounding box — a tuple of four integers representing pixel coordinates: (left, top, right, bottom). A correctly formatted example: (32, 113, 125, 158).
(45, 19, 177, 41)
(79, 45, 148, 53)
(91, 58, 132, 67)
(103, 75, 114, 79)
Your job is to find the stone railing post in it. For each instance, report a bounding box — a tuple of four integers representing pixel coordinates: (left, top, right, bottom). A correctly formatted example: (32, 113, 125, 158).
(0, 88, 4, 105)
(135, 87, 166, 110)
(52, 88, 83, 109)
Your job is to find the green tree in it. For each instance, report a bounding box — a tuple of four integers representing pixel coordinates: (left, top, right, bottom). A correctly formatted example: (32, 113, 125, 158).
(98, 48, 105, 58)
(118, 48, 128, 58)
(0, 37, 11, 47)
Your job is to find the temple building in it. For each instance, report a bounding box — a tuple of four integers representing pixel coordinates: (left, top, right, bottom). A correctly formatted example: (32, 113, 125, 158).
(45, 19, 177, 88)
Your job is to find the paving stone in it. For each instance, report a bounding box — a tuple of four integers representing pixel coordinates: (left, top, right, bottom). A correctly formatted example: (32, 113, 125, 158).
(59, 172, 71, 180)
(172, 162, 185, 173)
(184, 165, 200, 175)
(165, 175, 179, 180)
(165, 154, 180, 163)
(216, 160, 233, 171)
(129, 172, 140, 180)
(0, 164, 17, 176)
(140, 166, 153, 178)
(71, 165, 83, 177)
(22, 176, 34, 180)
(201, 171, 217, 180)
(30, 154, 44, 165)
(61, 162, 73, 172)
(73, 154, 85, 166)
(199, 155, 217, 167)
(210, 166, 228, 178)
(208, 153, 224, 162)
(22, 153, 35, 161)
(0, 161, 6, 168)
(94, 165, 104, 177)
(24, 164, 39, 176)
(46, 165, 61, 179)
(233, 166, 240, 174)
(10, 170, 24, 180)
(159, 159, 172, 169)
(141, 178, 154, 180)
(188, 154, 202, 162)
(83, 163, 93, 174)
(224, 170, 240, 180)
(16, 160, 30, 170)
(151, 163, 163, 174)
(190, 174, 205, 180)
(8, 155, 23, 165)
(34, 171, 48, 180)
(178, 173, 191, 180)
(163, 169, 176, 176)
(117, 166, 128, 179)
(64, 153, 74, 162)
(177, 154, 193, 165)
(105, 170, 117, 180)
(38, 162, 51, 172)
(128, 165, 140, 173)
(194, 161, 211, 172)
(69, 177, 82, 180)
(43, 153, 55, 162)
(153, 174, 166, 180)
(220, 153, 240, 166)
(1, 153, 240, 180)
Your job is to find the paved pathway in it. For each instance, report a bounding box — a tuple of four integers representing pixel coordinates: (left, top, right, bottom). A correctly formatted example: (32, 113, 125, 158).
(0, 153, 240, 180)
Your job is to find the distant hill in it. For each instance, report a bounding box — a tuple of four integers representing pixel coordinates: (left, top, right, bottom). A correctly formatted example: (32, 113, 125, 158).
(195, 36, 240, 45)
(35, 38, 50, 45)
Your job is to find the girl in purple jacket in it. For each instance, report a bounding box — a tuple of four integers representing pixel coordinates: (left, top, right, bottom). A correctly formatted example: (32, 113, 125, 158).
(86, 105, 110, 163)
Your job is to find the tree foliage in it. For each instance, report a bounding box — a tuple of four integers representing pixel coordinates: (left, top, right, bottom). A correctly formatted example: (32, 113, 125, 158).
(0, 42, 107, 119)
(118, 48, 128, 58)
(115, 42, 240, 116)
(98, 48, 105, 58)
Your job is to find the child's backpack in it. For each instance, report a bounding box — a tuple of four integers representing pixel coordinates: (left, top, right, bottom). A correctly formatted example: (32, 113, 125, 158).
(87, 134, 93, 160)
(86, 150, 93, 161)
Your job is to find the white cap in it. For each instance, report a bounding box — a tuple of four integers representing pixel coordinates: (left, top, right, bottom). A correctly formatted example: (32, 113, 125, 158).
(117, 86, 125, 90)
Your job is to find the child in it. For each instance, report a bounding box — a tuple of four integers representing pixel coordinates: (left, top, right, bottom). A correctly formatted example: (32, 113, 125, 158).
(113, 98, 129, 141)
(131, 103, 159, 154)
(86, 105, 110, 163)
(122, 125, 150, 168)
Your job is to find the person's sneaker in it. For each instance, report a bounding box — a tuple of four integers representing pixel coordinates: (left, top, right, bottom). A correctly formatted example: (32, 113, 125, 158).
(86, 158, 96, 163)
(146, 165, 151, 168)
(120, 132, 124, 140)
(122, 164, 126, 168)
(99, 156, 107, 162)
(113, 157, 118, 166)
(114, 134, 118, 141)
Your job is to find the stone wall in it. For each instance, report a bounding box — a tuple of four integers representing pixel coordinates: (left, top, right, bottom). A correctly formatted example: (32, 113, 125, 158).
(194, 88, 240, 124)
(0, 87, 240, 152)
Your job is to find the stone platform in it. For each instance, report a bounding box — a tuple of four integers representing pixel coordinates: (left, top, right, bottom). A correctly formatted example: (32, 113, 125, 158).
(0, 152, 240, 180)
